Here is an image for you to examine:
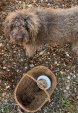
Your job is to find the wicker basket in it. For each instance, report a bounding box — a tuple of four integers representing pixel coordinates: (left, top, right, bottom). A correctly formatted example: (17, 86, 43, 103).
(14, 66, 57, 113)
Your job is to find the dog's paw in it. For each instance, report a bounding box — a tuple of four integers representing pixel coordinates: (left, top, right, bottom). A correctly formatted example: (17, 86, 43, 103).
(72, 46, 78, 55)
(26, 50, 34, 58)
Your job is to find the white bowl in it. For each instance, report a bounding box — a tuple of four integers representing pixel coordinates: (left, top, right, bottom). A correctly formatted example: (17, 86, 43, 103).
(37, 75, 51, 90)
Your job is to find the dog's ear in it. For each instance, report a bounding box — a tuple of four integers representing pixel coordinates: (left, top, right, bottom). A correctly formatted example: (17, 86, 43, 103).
(3, 12, 16, 37)
(24, 14, 41, 42)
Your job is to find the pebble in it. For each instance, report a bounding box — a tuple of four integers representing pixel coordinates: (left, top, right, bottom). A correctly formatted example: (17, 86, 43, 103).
(27, 4, 32, 7)
(54, 61, 57, 64)
(29, 64, 34, 68)
(0, 43, 2, 47)
(16, 69, 19, 72)
(66, 86, 70, 90)
(67, 76, 70, 79)
(25, 66, 28, 69)
(2, 92, 6, 97)
(20, 58, 23, 62)
(39, 50, 45, 55)
(47, 3, 51, 6)
(18, 1, 22, 4)
(41, 0, 43, 2)
(66, 52, 70, 57)
(3, 67, 7, 69)
(6, 85, 10, 89)
(67, 79, 70, 83)
(60, 71, 65, 74)
(73, 74, 76, 78)
(46, 0, 49, 2)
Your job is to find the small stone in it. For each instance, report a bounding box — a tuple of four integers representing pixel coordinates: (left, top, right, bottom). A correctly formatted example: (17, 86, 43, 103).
(54, 61, 57, 64)
(27, 4, 32, 8)
(30, 64, 34, 68)
(67, 76, 70, 79)
(64, 90, 67, 93)
(47, 3, 51, 6)
(3, 67, 7, 69)
(66, 52, 69, 57)
(39, 50, 45, 55)
(0, 43, 2, 47)
(20, 59, 23, 61)
(16, 69, 19, 72)
(67, 80, 70, 83)
(66, 86, 70, 90)
(18, 1, 22, 4)
(41, 0, 43, 2)
(6, 85, 10, 89)
(73, 75, 76, 78)
(25, 66, 28, 69)
(2, 92, 6, 97)
(60, 71, 64, 74)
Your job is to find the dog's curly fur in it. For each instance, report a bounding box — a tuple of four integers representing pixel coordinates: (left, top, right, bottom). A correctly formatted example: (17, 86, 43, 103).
(4, 7, 78, 57)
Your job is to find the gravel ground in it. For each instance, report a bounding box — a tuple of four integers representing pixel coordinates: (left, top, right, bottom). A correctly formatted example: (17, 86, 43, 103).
(0, 0, 78, 113)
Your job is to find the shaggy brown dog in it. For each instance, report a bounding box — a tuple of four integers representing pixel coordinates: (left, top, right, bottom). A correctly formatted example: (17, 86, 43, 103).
(4, 7, 78, 57)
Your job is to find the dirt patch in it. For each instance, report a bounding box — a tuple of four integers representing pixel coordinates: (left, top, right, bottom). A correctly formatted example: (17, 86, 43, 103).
(0, 0, 78, 113)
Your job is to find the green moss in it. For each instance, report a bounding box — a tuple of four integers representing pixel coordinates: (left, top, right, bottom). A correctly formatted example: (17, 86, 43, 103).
(0, 105, 10, 113)
(61, 98, 76, 113)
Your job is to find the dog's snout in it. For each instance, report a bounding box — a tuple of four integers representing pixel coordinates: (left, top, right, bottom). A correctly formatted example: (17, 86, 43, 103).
(17, 35, 22, 39)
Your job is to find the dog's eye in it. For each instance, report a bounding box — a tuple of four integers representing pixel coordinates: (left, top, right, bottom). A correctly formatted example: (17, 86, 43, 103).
(23, 18, 29, 31)
(10, 25, 14, 31)
(24, 17, 29, 22)
(24, 18, 27, 22)
(26, 26, 29, 31)
(23, 24, 29, 31)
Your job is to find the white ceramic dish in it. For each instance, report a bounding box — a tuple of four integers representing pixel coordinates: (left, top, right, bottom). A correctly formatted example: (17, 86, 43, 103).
(37, 75, 51, 90)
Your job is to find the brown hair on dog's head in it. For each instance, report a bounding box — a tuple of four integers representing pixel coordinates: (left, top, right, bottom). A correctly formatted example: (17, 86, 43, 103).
(4, 9, 41, 44)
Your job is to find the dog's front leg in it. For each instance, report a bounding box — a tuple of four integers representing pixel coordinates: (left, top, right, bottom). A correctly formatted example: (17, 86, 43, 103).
(72, 41, 78, 55)
(24, 44, 37, 57)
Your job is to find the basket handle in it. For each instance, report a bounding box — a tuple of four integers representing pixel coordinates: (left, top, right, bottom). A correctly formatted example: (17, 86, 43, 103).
(26, 74, 51, 102)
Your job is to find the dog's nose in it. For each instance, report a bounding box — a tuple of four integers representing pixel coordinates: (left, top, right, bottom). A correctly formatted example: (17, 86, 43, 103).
(16, 35, 23, 42)
(17, 35, 22, 39)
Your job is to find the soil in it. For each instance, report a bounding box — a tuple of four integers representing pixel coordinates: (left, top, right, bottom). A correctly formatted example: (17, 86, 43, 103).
(0, 0, 78, 113)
